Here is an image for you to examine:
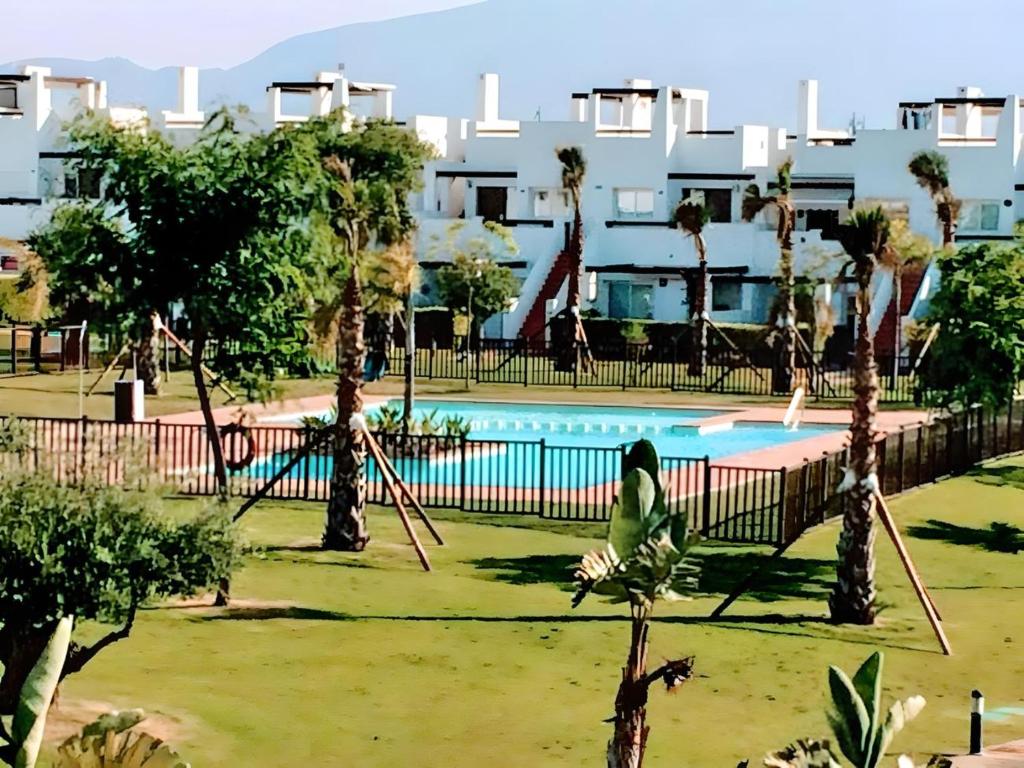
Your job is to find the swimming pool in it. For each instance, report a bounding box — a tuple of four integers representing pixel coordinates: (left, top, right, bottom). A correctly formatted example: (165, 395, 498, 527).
(252, 399, 842, 490)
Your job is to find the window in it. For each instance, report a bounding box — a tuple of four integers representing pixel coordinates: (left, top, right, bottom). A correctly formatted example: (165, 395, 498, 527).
(712, 282, 742, 312)
(532, 189, 569, 217)
(804, 208, 840, 240)
(0, 85, 17, 110)
(682, 188, 731, 223)
(63, 168, 102, 200)
(607, 280, 653, 319)
(960, 201, 999, 231)
(615, 188, 655, 217)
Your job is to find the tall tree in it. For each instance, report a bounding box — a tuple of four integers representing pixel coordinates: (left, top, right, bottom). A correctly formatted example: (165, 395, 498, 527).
(880, 219, 932, 382)
(908, 151, 959, 248)
(830, 207, 890, 625)
(303, 118, 434, 551)
(742, 159, 798, 393)
(554, 146, 587, 372)
(31, 110, 331, 495)
(672, 195, 712, 377)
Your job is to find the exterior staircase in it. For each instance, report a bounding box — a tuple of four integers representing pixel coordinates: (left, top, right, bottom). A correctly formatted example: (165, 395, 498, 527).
(874, 263, 927, 357)
(519, 249, 572, 340)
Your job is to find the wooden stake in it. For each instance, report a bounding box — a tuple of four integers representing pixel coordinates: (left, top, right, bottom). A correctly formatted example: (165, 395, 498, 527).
(159, 325, 236, 401)
(362, 428, 432, 572)
(86, 342, 129, 397)
(874, 490, 952, 655)
(366, 438, 445, 545)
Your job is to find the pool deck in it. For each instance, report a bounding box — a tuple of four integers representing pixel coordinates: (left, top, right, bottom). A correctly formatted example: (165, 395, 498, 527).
(156, 394, 927, 472)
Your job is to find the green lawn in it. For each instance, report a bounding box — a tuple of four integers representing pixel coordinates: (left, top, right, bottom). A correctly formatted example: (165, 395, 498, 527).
(51, 456, 1024, 766)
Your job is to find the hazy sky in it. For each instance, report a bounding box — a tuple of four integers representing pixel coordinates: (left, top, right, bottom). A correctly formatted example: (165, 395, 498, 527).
(3, 0, 482, 69)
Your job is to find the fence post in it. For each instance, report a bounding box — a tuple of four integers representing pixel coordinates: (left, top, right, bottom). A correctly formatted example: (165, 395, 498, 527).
(31, 325, 42, 372)
(302, 425, 312, 501)
(79, 414, 89, 482)
(621, 345, 628, 391)
(537, 438, 546, 517)
(10, 328, 16, 374)
(701, 456, 712, 536)
(459, 435, 467, 511)
(897, 427, 906, 494)
(523, 341, 529, 388)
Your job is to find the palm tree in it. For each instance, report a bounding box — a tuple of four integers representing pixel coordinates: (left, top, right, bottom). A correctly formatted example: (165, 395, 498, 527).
(908, 151, 959, 248)
(672, 196, 712, 378)
(742, 159, 797, 393)
(830, 206, 890, 625)
(555, 146, 586, 372)
(573, 440, 698, 768)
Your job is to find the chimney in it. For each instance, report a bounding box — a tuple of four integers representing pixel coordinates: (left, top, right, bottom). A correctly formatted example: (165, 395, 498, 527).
(477, 73, 500, 123)
(798, 79, 819, 137)
(178, 66, 200, 115)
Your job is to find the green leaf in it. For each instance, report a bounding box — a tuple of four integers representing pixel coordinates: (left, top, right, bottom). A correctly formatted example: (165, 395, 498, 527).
(827, 665, 870, 766)
(608, 468, 655, 559)
(852, 651, 884, 761)
(13, 615, 74, 768)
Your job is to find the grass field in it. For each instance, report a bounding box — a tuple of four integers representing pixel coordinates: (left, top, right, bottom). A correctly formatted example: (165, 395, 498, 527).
(47, 455, 1024, 766)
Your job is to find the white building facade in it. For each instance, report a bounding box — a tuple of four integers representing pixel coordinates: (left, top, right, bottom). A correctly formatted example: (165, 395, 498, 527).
(3, 64, 1022, 354)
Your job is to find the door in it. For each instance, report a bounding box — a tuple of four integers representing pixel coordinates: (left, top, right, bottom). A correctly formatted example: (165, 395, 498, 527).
(476, 186, 507, 223)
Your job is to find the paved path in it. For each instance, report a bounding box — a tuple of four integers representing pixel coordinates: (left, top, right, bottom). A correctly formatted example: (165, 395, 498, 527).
(952, 741, 1024, 766)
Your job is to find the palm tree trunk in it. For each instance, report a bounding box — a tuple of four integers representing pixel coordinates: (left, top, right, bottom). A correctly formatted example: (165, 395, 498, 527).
(830, 260, 878, 625)
(556, 204, 584, 372)
(135, 314, 162, 396)
(324, 265, 369, 551)
(608, 601, 651, 768)
(773, 238, 797, 394)
(688, 237, 708, 379)
(891, 266, 902, 387)
(403, 291, 415, 432)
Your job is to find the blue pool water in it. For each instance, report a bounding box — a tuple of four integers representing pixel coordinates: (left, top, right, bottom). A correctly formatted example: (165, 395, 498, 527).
(252, 400, 843, 490)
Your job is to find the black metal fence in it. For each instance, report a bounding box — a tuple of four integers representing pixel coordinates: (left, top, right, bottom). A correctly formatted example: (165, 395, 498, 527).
(382, 337, 925, 404)
(780, 401, 1024, 542)
(3, 400, 1021, 548)
(0, 414, 786, 545)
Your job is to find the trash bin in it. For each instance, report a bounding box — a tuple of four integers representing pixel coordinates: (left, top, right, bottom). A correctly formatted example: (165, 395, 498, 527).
(114, 379, 145, 423)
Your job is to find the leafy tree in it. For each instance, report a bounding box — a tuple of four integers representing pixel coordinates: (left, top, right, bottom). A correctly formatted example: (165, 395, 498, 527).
(30, 110, 331, 493)
(923, 241, 1024, 407)
(434, 221, 521, 333)
(743, 159, 798, 392)
(673, 195, 713, 377)
(0, 465, 241, 721)
(573, 440, 699, 768)
(908, 151, 959, 247)
(830, 207, 889, 625)
(555, 146, 587, 372)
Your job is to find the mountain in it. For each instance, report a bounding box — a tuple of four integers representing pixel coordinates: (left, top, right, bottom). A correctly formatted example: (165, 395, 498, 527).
(4, 0, 1023, 130)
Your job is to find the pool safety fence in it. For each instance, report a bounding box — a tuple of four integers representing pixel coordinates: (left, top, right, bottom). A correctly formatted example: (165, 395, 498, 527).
(2, 401, 1021, 547)
(379, 337, 928, 404)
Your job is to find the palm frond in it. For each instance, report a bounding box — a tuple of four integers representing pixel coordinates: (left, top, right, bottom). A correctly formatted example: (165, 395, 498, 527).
(673, 196, 711, 236)
(907, 151, 949, 198)
(556, 146, 587, 198)
(838, 207, 889, 262)
(741, 183, 772, 223)
(776, 158, 794, 196)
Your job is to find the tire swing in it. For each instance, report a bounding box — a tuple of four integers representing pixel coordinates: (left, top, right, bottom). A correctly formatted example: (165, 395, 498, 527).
(220, 422, 256, 472)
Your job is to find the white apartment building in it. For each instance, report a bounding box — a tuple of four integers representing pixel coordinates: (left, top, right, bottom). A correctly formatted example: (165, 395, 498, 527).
(3, 64, 1022, 355)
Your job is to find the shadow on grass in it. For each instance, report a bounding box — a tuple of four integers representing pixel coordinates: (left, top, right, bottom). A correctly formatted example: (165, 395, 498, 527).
(968, 464, 1024, 492)
(469, 548, 833, 603)
(907, 519, 1023, 554)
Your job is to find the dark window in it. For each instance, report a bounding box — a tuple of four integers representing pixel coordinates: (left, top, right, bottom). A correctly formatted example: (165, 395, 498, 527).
(476, 186, 508, 223)
(712, 281, 742, 312)
(805, 208, 840, 240)
(0, 85, 17, 110)
(65, 168, 101, 199)
(608, 280, 653, 319)
(682, 187, 731, 223)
